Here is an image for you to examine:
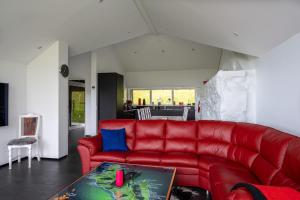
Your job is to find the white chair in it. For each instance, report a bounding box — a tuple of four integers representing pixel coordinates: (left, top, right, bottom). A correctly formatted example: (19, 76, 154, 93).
(182, 107, 190, 121)
(137, 109, 141, 120)
(7, 114, 41, 169)
(144, 107, 152, 119)
(137, 109, 145, 120)
(137, 108, 152, 120)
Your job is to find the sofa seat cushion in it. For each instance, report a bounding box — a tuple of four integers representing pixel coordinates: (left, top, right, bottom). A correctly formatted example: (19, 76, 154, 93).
(212, 183, 255, 200)
(161, 152, 198, 167)
(198, 155, 241, 171)
(175, 174, 200, 187)
(210, 165, 260, 200)
(160, 165, 199, 175)
(126, 151, 161, 165)
(210, 165, 259, 185)
(90, 152, 126, 163)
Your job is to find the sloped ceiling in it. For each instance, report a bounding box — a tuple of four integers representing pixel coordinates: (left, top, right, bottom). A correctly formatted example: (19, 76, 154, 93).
(0, 0, 149, 64)
(141, 0, 300, 57)
(113, 34, 222, 72)
(1, 0, 300, 64)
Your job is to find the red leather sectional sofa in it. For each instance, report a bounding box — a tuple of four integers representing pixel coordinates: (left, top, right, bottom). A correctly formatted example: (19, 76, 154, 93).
(77, 119, 300, 199)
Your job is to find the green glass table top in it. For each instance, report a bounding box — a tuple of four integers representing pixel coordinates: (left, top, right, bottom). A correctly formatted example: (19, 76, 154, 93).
(49, 162, 176, 200)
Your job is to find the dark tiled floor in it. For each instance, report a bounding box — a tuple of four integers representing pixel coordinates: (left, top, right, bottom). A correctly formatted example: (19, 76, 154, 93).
(0, 127, 210, 200)
(0, 127, 85, 200)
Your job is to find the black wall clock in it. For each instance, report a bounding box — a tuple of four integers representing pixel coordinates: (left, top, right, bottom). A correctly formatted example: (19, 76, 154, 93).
(60, 64, 69, 78)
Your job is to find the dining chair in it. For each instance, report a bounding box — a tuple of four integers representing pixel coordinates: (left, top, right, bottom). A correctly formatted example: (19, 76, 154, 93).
(7, 114, 41, 169)
(144, 107, 152, 119)
(137, 109, 145, 120)
(136, 109, 141, 120)
(182, 107, 190, 121)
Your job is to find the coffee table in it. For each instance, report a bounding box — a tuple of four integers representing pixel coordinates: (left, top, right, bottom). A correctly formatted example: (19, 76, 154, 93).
(49, 162, 176, 200)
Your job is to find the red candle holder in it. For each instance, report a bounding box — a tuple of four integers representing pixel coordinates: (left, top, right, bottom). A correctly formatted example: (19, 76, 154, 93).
(116, 170, 124, 187)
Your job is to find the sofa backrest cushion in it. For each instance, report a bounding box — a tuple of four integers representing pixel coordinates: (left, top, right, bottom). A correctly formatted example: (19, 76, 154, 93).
(228, 123, 266, 168)
(165, 121, 197, 153)
(99, 120, 136, 150)
(250, 129, 293, 185)
(270, 138, 300, 190)
(260, 129, 294, 168)
(197, 120, 235, 158)
(134, 120, 165, 152)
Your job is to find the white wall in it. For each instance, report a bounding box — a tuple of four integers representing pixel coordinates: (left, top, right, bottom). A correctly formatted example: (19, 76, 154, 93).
(69, 52, 92, 135)
(0, 61, 27, 165)
(58, 42, 69, 157)
(125, 69, 218, 97)
(95, 46, 124, 75)
(69, 52, 91, 80)
(27, 41, 68, 158)
(257, 33, 300, 136)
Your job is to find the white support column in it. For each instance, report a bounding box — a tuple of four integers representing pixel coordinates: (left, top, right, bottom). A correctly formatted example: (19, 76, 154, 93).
(8, 146, 12, 170)
(90, 52, 98, 136)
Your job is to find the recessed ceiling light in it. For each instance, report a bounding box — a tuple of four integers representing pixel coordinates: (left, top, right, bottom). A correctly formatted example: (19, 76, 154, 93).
(233, 32, 239, 37)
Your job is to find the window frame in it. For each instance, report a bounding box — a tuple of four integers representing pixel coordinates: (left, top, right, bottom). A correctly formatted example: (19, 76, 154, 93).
(130, 88, 196, 106)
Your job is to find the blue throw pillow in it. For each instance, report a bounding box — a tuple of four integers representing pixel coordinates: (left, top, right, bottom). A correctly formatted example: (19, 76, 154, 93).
(101, 128, 129, 152)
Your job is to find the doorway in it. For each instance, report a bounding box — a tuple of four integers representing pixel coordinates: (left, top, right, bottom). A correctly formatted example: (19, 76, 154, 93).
(69, 80, 85, 128)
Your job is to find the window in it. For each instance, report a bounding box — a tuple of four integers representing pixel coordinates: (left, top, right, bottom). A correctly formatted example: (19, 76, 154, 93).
(132, 90, 150, 105)
(174, 89, 195, 105)
(71, 91, 85, 123)
(152, 90, 173, 105)
(131, 88, 195, 105)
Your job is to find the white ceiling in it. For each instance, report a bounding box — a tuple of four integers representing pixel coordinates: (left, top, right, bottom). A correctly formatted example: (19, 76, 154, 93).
(113, 34, 222, 72)
(0, 0, 149, 64)
(1, 0, 300, 64)
(141, 0, 300, 57)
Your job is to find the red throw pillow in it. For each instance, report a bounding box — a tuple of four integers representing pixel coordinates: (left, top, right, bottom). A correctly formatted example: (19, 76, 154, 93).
(254, 184, 300, 200)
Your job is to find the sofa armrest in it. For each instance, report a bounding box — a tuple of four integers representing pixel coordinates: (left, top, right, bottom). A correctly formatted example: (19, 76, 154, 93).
(78, 135, 101, 156)
(77, 145, 92, 175)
